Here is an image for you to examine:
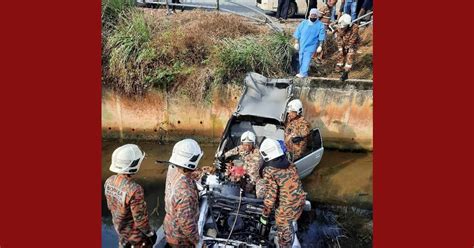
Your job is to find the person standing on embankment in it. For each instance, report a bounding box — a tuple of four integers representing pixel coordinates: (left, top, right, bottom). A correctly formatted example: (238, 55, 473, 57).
(293, 8, 326, 78)
(334, 13, 361, 80)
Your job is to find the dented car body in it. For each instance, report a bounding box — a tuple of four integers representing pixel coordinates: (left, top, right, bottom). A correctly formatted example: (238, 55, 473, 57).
(154, 72, 324, 248)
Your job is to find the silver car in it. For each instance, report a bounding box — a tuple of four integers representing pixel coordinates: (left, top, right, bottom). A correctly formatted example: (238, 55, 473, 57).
(215, 72, 324, 178)
(154, 72, 324, 248)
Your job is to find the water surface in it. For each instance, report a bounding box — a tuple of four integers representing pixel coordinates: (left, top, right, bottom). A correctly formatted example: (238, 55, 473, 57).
(101, 140, 372, 248)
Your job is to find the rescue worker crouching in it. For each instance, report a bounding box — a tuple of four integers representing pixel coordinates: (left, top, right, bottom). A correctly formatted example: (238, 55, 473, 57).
(164, 139, 203, 247)
(284, 99, 311, 161)
(335, 13, 361, 81)
(258, 138, 307, 248)
(223, 131, 265, 198)
(105, 144, 157, 248)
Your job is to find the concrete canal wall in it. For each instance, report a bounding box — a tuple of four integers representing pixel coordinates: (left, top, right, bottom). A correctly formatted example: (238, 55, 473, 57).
(294, 79, 373, 151)
(102, 78, 373, 151)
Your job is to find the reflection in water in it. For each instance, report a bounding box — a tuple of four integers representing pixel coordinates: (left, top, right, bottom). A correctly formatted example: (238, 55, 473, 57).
(302, 150, 373, 209)
(102, 140, 372, 248)
(298, 206, 373, 248)
(298, 209, 344, 248)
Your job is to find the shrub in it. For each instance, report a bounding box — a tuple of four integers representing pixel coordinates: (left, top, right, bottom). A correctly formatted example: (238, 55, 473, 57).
(105, 10, 157, 96)
(213, 32, 293, 84)
(146, 62, 194, 90)
(101, 0, 135, 32)
(102, 10, 298, 97)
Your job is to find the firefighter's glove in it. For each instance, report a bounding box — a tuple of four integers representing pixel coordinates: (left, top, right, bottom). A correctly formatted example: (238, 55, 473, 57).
(316, 46, 322, 53)
(291, 136, 304, 144)
(260, 215, 269, 226)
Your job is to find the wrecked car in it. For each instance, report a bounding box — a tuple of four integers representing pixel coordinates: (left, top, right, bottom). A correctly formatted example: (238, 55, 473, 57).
(154, 72, 324, 247)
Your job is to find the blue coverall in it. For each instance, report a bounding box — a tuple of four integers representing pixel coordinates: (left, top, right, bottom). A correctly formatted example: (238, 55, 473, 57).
(293, 19, 326, 77)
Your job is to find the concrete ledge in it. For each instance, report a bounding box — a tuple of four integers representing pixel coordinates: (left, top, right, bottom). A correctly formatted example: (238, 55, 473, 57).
(102, 80, 373, 150)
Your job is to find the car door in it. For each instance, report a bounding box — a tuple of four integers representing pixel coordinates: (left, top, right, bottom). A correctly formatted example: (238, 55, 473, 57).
(294, 128, 324, 178)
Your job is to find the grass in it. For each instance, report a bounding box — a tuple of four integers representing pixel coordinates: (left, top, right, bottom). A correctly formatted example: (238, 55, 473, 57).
(105, 10, 157, 96)
(101, 0, 135, 31)
(212, 32, 293, 84)
(311, 26, 374, 79)
(102, 9, 282, 98)
(101, 9, 373, 98)
(147, 62, 194, 90)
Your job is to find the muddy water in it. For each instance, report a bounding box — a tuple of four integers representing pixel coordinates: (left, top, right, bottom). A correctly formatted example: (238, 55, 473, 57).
(101, 141, 219, 225)
(302, 151, 373, 208)
(102, 140, 373, 248)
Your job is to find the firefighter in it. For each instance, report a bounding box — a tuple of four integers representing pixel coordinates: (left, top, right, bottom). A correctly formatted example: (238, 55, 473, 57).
(315, 0, 338, 62)
(104, 144, 157, 248)
(164, 139, 203, 247)
(284, 99, 311, 161)
(258, 138, 307, 248)
(224, 131, 265, 198)
(319, 0, 337, 25)
(335, 13, 361, 81)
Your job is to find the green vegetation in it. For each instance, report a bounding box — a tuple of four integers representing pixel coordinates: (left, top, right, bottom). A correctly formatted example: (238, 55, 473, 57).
(102, 8, 293, 98)
(213, 33, 293, 84)
(147, 62, 194, 89)
(101, 7, 373, 98)
(101, 0, 135, 32)
(105, 11, 157, 95)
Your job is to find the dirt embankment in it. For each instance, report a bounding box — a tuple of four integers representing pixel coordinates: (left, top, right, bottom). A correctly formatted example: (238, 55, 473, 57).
(281, 19, 373, 79)
(102, 8, 373, 99)
(102, 8, 287, 100)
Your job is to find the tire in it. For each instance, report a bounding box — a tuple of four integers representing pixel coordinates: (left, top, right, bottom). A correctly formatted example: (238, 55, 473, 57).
(288, 1, 297, 18)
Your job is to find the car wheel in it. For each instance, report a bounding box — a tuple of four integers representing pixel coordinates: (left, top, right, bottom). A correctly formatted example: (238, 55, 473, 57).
(288, 1, 297, 18)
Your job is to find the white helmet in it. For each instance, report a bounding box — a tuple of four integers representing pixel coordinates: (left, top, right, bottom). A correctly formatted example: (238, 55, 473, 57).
(259, 138, 285, 162)
(169, 139, 203, 170)
(240, 131, 256, 144)
(110, 144, 145, 174)
(309, 8, 320, 17)
(338, 14, 352, 28)
(287, 99, 303, 115)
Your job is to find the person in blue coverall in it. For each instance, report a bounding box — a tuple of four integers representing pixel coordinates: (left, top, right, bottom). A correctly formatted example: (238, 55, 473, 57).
(293, 8, 326, 78)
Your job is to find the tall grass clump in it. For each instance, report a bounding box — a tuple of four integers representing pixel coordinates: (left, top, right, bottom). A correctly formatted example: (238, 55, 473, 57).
(101, 0, 136, 93)
(102, 10, 299, 97)
(105, 10, 157, 96)
(102, 0, 135, 33)
(213, 32, 293, 84)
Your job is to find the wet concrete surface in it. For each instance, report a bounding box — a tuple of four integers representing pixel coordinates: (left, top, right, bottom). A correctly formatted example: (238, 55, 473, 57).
(102, 140, 372, 247)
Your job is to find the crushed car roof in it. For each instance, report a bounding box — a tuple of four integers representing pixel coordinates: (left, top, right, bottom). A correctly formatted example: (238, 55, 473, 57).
(235, 72, 293, 122)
